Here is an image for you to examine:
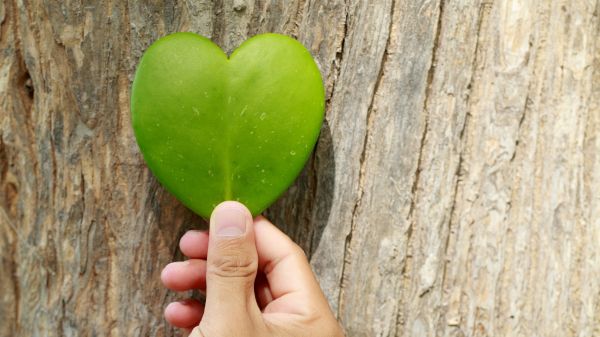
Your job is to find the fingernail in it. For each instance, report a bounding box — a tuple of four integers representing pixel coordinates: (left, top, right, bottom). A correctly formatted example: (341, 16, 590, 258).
(214, 208, 246, 238)
(186, 229, 206, 236)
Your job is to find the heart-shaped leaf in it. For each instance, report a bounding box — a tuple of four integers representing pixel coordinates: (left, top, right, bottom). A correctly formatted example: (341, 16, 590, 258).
(131, 32, 325, 218)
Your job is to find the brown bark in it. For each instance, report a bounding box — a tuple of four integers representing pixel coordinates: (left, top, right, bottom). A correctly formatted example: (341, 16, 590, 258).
(1, 1, 599, 336)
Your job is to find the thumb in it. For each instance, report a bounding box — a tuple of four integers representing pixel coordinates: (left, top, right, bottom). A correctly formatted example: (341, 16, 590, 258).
(203, 201, 260, 321)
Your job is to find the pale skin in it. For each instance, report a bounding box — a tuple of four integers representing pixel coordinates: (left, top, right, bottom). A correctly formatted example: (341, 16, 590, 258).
(161, 201, 345, 337)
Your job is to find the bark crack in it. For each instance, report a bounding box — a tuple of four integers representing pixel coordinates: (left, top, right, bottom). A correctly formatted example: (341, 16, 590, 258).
(324, 1, 350, 105)
(4, 193, 21, 334)
(303, 0, 352, 261)
(440, 0, 491, 295)
(510, 93, 529, 162)
(510, 28, 536, 164)
(0, 2, 7, 37)
(307, 156, 318, 257)
(395, 0, 445, 334)
(211, 0, 226, 48)
(407, 0, 445, 220)
(337, 0, 396, 318)
(1, 206, 55, 276)
(306, 0, 351, 261)
(290, 0, 308, 39)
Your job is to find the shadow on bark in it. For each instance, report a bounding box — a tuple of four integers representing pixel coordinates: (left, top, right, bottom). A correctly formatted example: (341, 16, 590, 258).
(265, 120, 335, 258)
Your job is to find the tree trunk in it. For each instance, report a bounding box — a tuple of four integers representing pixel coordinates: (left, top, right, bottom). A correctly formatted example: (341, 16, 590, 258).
(1, 0, 599, 336)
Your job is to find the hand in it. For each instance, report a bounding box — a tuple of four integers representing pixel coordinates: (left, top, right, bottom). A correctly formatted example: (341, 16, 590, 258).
(160, 201, 344, 337)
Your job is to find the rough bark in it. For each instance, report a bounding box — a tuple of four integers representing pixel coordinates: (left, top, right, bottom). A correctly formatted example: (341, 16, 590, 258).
(1, 0, 599, 336)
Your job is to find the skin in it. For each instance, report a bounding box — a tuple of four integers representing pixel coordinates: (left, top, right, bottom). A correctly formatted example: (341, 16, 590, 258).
(161, 201, 345, 337)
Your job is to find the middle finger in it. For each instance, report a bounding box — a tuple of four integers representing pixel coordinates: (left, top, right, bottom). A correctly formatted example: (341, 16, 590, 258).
(161, 259, 207, 291)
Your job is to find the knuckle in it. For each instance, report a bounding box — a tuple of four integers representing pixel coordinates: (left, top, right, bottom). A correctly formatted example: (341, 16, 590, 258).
(209, 253, 257, 278)
(318, 318, 346, 337)
(291, 242, 308, 260)
(189, 326, 206, 337)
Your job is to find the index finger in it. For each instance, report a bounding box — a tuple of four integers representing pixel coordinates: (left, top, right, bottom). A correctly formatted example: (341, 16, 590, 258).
(254, 216, 323, 300)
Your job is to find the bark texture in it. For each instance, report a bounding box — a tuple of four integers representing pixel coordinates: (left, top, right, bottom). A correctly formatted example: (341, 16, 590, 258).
(1, 0, 600, 336)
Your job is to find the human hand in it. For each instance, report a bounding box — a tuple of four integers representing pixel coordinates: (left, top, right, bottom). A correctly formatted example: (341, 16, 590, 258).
(160, 201, 344, 337)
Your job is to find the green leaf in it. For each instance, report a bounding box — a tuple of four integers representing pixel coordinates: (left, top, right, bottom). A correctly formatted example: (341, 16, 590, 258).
(131, 32, 325, 218)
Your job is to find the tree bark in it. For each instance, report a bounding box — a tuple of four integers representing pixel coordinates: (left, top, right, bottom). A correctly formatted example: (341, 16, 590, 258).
(1, 0, 599, 336)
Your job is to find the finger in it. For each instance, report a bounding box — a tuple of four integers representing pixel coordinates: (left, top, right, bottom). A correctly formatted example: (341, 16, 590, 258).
(254, 271, 273, 310)
(180, 230, 209, 259)
(164, 299, 205, 328)
(161, 260, 207, 291)
(203, 201, 260, 318)
(254, 216, 323, 300)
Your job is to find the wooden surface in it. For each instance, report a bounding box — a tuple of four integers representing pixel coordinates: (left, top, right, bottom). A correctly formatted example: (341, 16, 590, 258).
(1, 0, 599, 336)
